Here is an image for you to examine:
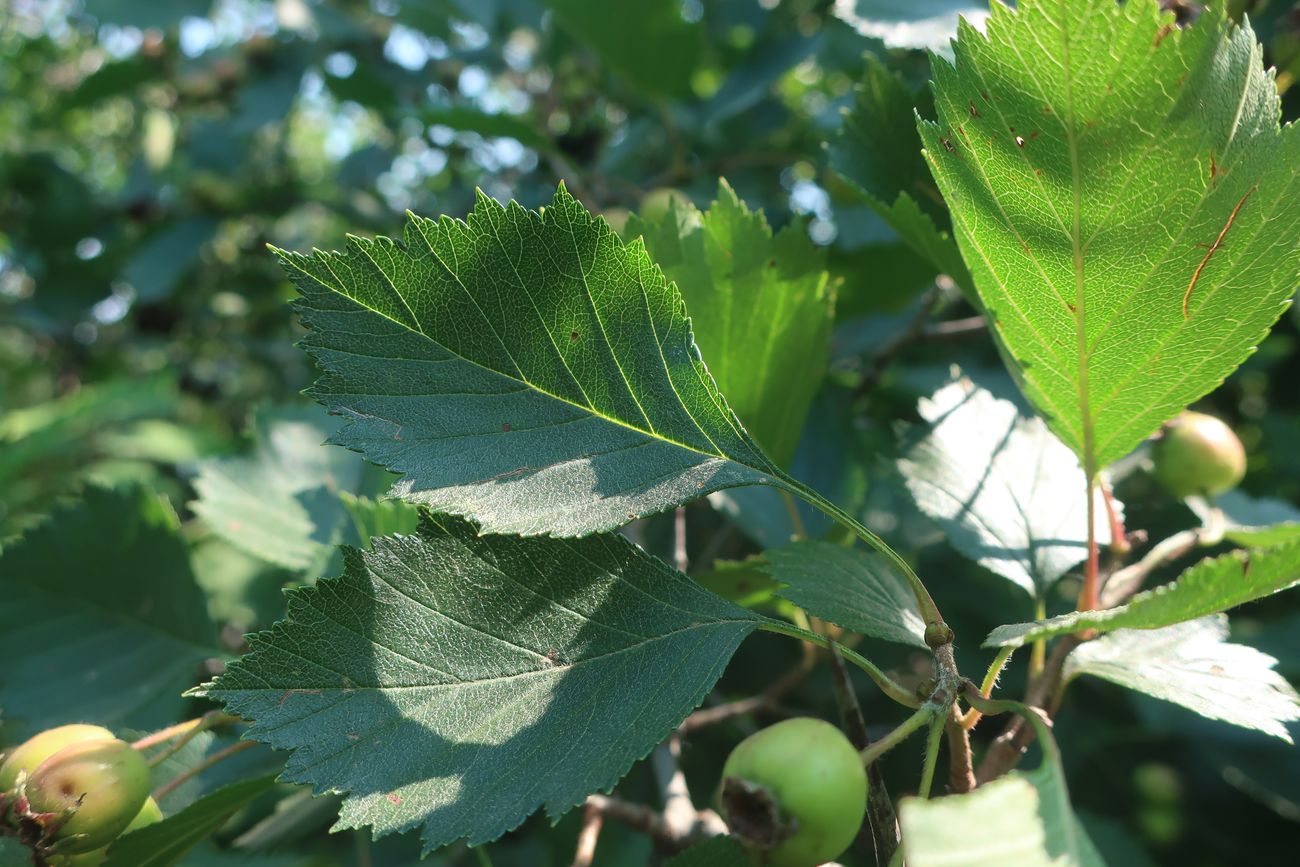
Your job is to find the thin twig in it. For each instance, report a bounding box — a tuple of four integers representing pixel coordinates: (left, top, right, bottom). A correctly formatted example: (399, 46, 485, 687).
(1100, 528, 1202, 607)
(853, 287, 943, 399)
(571, 801, 605, 867)
(920, 315, 987, 339)
(131, 712, 240, 752)
(681, 636, 817, 732)
(829, 643, 900, 866)
(153, 740, 257, 800)
(975, 636, 1080, 783)
(653, 735, 696, 840)
(944, 705, 976, 794)
(673, 506, 688, 574)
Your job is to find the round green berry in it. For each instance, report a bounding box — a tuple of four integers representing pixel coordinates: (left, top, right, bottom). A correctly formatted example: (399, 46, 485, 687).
(23, 739, 150, 854)
(1151, 411, 1246, 498)
(720, 718, 867, 867)
(48, 798, 163, 867)
(0, 725, 115, 792)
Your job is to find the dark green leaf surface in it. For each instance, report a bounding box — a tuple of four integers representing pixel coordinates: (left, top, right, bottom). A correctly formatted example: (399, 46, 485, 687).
(278, 185, 788, 537)
(198, 514, 762, 850)
(192, 406, 368, 573)
(101, 775, 279, 867)
(898, 378, 1116, 598)
(1063, 616, 1300, 741)
(0, 486, 219, 738)
(831, 56, 975, 298)
(628, 181, 834, 467)
(543, 0, 702, 98)
(663, 835, 751, 866)
(763, 540, 928, 648)
(985, 539, 1300, 648)
(922, 1, 1299, 472)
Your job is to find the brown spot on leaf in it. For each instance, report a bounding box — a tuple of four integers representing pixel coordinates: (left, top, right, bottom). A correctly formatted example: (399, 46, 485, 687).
(387, 793, 404, 805)
(569, 330, 580, 341)
(968, 102, 979, 118)
(501, 422, 511, 432)
(1153, 23, 1175, 48)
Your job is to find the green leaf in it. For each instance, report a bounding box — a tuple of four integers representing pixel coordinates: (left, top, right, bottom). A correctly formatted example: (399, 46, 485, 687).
(985, 539, 1300, 648)
(921, 1, 1298, 473)
(197, 514, 763, 851)
(898, 378, 1116, 598)
(763, 541, 928, 648)
(339, 492, 422, 547)
(0, 838, 32, 867)
(543, 0, 703, 98)
(899, 714, 1103, 866)
(830, 56, 975, 299)
(1193, 490, 1300, 548)
(1063, 616, 1300, 741)
(0, 486, 219, 739)
(663, 835, 751, 866)
(627, 181, 835, 467)
(278, 184, 789, 538)
(191, 406, 369, 572)
(101, 775, 279, 867)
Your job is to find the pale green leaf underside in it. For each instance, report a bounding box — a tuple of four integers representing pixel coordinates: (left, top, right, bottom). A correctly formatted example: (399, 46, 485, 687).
(985, 539, 1300, 648)
(900, 746, 1103, 867)
(899, 377, 1115, 598)
(0, 486, 218, 739)
(1196, 490, 1300, 548)
(922, 0, 1299, 470)
(101, 775, 278, 867)
(191, 406, 366, 572)
(762, 540, 928, 648)
(199, 514, 762, 851)
(278, 185, 787, 538)
(627, 180, 833, 468)
(1064, 616, 1300, 741)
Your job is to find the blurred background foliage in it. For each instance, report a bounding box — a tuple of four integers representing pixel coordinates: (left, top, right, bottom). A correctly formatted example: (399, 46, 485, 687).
(1, 1, 1299, 865)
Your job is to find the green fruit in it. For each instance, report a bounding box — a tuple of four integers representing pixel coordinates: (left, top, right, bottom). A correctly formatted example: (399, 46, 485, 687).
(48, 798, 163, 867)
(636, 187, 690, 224)
(23, 739, 150, 854)
(1151, 411, 1246, 498)
(720, 718, 867, 867)
(0, 725, 115, 792)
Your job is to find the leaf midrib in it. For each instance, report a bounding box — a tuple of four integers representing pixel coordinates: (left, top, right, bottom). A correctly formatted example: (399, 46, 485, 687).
(286, 252, 780, 481)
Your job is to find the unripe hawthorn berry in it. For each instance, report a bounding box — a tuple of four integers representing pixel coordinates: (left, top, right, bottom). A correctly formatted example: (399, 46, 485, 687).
(720, 717, 867, 867)
(1151, 411, 1246, 498)
(23, 739, 150, 854)
(0, 725, 115, 792)
(48, 798, 163, 867)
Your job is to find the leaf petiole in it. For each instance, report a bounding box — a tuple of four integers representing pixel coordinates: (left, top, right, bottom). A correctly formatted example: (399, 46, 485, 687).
(758, 620, 921, 709)
(783, 480, 946, 633)
(859, 706, 935, 767)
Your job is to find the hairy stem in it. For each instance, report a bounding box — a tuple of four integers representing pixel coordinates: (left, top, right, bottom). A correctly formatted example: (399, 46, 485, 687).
(917, 716, 946, 798)
(131, 712, 241, 752)
(960, 646, 1014, 730)
(860, 708, 935, 767)
(944, 705, 976, 794)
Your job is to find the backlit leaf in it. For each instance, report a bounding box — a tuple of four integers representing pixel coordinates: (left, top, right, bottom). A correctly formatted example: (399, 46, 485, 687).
(922, 1, 1299, 473)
